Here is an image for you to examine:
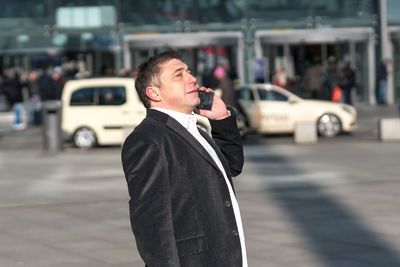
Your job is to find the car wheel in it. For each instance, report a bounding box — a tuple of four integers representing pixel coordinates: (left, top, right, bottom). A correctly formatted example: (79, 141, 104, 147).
(317, 114, 342, 137)
(73, 127, 97, 148)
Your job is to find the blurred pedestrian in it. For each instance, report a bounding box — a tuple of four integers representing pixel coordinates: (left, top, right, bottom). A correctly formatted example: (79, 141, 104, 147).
(2, 69, 25, 130)
(121, 51, 246, 266)
(378, 59, 389, 104)
(323, 55, 339, 100)
(118, 68, 130, 77)
(39, 68, 64, 101)
(272, 68, 288, 88)
(303, 59, 323, 99)
(130, 67, 139, 78)
(220, 59, 239, 84)
(26, 70, 42, 125)
(74, 61, 90, 79)
(214, 65, 239, 109)
(202, 67, 218, 89)
(338, 62, 356, 105)
(101, 65, 114, 76)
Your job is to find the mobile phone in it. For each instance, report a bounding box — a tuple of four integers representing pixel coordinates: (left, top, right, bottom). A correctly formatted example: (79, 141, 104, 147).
(197, 91, 214, 110)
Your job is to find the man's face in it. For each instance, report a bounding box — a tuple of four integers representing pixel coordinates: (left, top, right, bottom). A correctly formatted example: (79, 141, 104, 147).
(156, 58, 199, 114)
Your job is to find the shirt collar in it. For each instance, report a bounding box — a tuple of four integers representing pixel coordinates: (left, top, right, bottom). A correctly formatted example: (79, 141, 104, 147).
(151, 108, 196, 130)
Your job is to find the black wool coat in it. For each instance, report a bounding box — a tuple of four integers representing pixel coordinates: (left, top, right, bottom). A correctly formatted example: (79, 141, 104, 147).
(121, 108, 244, 267)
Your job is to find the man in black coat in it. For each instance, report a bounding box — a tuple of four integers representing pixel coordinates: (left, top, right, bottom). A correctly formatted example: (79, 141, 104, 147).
(339, 62, 356, 105)
(121, 51, 247, 266)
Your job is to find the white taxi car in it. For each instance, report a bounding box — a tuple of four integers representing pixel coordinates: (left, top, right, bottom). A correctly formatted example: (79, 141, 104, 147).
(61, 77, 211, 148)
(236, 83, 357, 137)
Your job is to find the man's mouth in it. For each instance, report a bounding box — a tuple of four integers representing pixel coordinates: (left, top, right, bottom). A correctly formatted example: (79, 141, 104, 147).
(187, 89, 198, 94)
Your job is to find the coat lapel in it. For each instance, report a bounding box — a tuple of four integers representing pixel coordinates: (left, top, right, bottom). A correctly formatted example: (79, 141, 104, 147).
(165, 117, 221, 172)
(198, 129, 233, 180)
(146, 109, 231, 179)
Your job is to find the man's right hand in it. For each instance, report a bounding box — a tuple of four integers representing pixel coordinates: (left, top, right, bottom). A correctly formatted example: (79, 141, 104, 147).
(194, 86, 230, 120)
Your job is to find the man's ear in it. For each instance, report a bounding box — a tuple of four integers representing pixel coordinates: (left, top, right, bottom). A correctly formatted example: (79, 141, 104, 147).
(145, 86, 161, 102)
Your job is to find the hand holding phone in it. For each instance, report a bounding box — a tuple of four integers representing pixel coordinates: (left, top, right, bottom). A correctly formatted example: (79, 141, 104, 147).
(194, 86, 229, 120)
(196, 90, 214, 110)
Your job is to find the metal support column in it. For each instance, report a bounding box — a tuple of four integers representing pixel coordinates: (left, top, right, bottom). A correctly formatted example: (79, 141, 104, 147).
(368, 32, 377, 105)
(380, 0, 393, 104)
(238, 37, 245, 84)
(123, 36, 131, 70)
(349, 41, 356, 68)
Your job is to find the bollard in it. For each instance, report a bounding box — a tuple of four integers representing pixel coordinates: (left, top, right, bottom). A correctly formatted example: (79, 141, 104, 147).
(379, 118, 400, 142)
(42, 100, 63, 151)
(294, 121, 317, 144)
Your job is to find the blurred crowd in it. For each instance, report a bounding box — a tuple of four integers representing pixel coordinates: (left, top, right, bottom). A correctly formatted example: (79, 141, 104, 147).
(0, 61, 137, 130)
(270, 55, 356, 105)
(0, 54, 363, 131)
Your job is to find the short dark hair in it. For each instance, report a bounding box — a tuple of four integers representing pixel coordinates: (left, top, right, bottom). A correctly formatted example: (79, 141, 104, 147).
(135, 50, 182, 108)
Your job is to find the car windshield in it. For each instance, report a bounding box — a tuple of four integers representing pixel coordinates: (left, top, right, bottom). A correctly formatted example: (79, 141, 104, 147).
(237, 88, 254, 101)
(257, 88, 288, 102)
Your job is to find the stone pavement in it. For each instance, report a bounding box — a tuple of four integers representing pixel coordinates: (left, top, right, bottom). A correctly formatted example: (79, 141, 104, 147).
(238, 142, 400, 267)
(0, 104, 400, 267)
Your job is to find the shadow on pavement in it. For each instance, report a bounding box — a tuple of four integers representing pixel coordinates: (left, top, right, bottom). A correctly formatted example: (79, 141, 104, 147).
(248, 153, 400, 266)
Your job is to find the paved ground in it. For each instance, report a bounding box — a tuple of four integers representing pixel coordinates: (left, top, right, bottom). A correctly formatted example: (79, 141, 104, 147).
(0, 104, 400, 267)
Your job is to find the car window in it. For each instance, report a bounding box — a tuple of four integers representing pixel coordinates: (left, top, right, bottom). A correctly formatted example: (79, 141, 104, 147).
(70, 86, 127, 106)
(237, 88, 254, 101)
(70, 88, 95, 105)
(257, 88, 288, 102)
(99, 86, 126, 105)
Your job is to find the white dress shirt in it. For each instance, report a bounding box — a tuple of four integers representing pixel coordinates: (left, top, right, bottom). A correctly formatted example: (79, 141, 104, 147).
(152, 108, 248, 267)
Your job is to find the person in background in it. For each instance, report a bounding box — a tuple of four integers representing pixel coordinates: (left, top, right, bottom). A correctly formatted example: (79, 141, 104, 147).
(26, 70, 41, 125)
(322, 55, 339, 100)
(121, 51, 247, 266)
(2, 69, 25, 130)
(378, 59, 389, 104)
(39, 68, 64, 101)
(303, 59, 323, 99)
(118, 68, 130, 77)
(272, 68, 288, 88)
(201, 67, 218, 89)
(220, 59, 239, 84)
(130, 67, 139, 78)
(339, 62, 356, 105)
(214, 65, 239, 110)
(74, 61, 90, 79)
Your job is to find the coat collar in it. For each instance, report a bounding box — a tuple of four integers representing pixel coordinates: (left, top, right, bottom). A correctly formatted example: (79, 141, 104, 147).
(145, 109, 229, 177)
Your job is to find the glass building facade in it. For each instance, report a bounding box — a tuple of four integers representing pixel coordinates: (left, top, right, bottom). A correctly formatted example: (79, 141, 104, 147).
(1, 0, 400, 104)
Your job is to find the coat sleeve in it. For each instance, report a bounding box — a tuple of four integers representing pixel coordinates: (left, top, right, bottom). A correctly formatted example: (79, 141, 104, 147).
(121, 135, 180, 267)
(209, 107, 244, 177)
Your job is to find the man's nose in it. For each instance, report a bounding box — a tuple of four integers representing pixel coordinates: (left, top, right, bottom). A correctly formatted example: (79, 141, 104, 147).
(185, 72, 197, 83)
